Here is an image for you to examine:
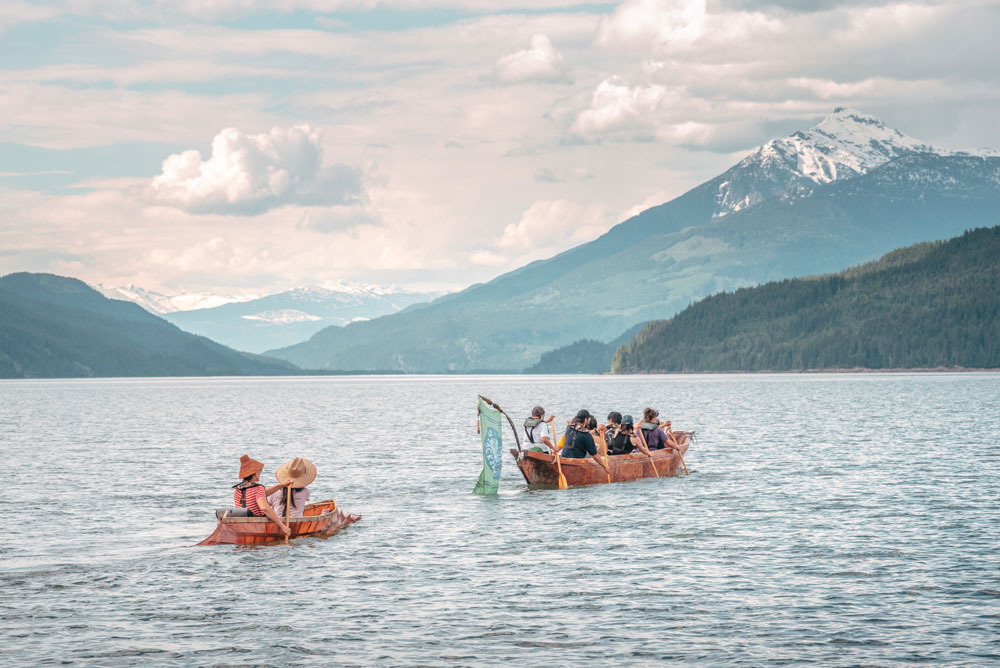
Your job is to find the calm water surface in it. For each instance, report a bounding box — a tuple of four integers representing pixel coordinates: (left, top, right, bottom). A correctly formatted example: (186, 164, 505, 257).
(1, 374, 998, 666)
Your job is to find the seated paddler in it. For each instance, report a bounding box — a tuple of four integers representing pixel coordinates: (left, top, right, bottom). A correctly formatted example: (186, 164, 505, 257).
(607, 413, 635, 455)
(266, 457, 315, 519)
(639, 408, 678, 451)
(523, 405, 555, 453)
(230, 454, 293, 537)
(560, 410, 612, 477)
(605, 412, 622, 437)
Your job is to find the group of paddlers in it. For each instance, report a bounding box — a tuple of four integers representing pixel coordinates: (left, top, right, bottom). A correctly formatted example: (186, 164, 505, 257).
(226, 454, 317, 537)
(523, 406, 682, 474)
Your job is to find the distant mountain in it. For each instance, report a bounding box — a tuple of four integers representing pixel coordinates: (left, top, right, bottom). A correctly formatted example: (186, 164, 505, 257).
(93, 283, 259, 314)
(523, 323, 646, 373)
(160, 285, 443, 353)
(0, 273, 300, 378)
(612, 227, 1000, 372)
(267, 109, 1000, 372)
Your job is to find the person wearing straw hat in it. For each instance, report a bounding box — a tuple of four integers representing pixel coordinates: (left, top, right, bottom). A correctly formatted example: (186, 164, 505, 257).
(230, 454, 294, 537)
(267, 457, 316, 519)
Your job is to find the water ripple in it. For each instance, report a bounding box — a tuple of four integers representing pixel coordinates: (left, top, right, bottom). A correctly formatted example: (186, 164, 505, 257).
(1, 373, 998, 666)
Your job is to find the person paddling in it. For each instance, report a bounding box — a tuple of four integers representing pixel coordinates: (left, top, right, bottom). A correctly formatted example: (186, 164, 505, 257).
(267, 457, 316, 519)
(639, 408, 678, 451)
(559, 410, 612, 477)
(231, 454, 293, 537)
(608, 413, 643, 455)
(620, 415, 651, 456)
(523, 406, 555, 453)
(605, 412, 622, 438)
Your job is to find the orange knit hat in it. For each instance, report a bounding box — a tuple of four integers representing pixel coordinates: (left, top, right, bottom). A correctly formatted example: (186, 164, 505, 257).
(238, 454, 264, 479)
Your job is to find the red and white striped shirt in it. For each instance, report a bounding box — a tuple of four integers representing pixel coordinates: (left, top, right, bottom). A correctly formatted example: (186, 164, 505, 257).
(234, 484, 267, 516)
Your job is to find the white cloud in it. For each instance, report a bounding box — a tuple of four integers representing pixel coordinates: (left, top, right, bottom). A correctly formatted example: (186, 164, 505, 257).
(499, 199, 609, 249)
(469, 249, 508, 266)
(119, 0, 613, 19)
(533, 166, 593, 182)
(147, 125, 365, 215)
(296, 204, 380, 233)
(595, 0, 707, 51)
(0, 1, 58, 34)
(0, 83, 278, 149)
(570, 77, 671, 139)
(491, 34, 570, 85)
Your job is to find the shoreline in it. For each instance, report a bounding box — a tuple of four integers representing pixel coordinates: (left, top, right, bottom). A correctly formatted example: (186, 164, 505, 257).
(3, 366, 1000, 381)
(613, 366, 1000, 375)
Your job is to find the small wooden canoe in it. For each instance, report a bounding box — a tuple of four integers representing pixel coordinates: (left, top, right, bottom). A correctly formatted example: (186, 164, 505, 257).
(511, 431, 693, 488)
(196, 499, 361, 546)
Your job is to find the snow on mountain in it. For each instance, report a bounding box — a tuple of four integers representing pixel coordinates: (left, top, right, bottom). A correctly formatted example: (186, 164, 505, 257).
(93, 283, 259, 314)
(241, 309, 324, 324)
(157, 283, 446, 353)
(92, 281, 424, 315)
(712, 107, 994, 218)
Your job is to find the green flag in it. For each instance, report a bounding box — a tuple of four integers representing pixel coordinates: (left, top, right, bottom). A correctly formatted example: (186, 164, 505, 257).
(474, 397, 503, 495)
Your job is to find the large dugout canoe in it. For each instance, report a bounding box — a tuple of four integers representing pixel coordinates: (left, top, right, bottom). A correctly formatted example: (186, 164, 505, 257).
(511, 432, 693, 488)
(196, 499, 361, 546)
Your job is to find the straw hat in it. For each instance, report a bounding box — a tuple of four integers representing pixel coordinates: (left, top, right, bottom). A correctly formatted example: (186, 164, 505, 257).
(275, 457, 316, 487)
(238, 454, 264, 479)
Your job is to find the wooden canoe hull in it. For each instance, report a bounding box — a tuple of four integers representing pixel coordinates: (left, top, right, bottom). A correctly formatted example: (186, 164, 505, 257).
(196, 499, 361, 546)
(511, 433, 691, 488)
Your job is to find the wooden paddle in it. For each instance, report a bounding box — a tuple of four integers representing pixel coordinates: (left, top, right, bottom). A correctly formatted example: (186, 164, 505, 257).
(550, 417, 568, 490)
(284, 485, 292, 543)
(635, 423, 659, 478)
(665, 421, 689, 475)
(597, 430, 612, 484)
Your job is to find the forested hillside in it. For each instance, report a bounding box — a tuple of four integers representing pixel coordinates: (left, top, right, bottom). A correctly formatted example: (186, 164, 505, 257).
(0, 273, 300, 378)
(524, 322, 646, 373)
(612, 227, 1000, 372)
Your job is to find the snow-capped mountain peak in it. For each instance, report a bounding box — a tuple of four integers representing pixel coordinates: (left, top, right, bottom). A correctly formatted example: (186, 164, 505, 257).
(713, 107, 942, 217)
(770, 107, 935, 183)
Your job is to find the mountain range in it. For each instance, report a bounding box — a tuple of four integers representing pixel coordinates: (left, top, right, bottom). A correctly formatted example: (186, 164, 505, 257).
(0, 273, 300, 378)
(93, 283, 260, 314)
(267, 108, 1000, 372)
(96, 282, 443, 353)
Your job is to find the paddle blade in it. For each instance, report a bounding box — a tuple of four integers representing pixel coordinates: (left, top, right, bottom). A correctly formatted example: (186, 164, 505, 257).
(558, 473, 568, 490)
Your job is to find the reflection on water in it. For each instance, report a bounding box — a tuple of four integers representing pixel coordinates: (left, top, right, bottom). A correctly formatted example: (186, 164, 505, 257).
(1, 374, 998, 666)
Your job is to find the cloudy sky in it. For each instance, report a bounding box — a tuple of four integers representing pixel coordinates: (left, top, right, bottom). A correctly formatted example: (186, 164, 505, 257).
(2, 0, 998, 295)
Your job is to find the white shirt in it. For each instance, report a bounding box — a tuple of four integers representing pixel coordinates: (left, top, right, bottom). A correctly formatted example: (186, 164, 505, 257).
(528, 421, 552, 453)
(267, 487, 311, 518)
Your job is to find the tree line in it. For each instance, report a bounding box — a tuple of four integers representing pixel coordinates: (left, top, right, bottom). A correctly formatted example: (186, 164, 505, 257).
(612, 226, 1000, 372)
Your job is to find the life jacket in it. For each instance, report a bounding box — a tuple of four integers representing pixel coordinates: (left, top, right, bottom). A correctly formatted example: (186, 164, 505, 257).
(640, 421, 659, 431)
(233, 481, 263, 508)
(523, 416, 544, 443)
(608, 431, 634, 455)
(562, 428, 579, 455)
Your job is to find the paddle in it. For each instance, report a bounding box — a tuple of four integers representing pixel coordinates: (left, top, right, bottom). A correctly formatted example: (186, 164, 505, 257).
(665, 421, 689, 475)
(596, 430, 612, 484)
(284, 485, 292, 543)
(635, 424, 659, 478)
(550, 417, 568, 490)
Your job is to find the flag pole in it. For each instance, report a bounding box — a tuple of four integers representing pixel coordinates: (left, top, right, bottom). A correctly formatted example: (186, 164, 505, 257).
(479, 395, 521, 453)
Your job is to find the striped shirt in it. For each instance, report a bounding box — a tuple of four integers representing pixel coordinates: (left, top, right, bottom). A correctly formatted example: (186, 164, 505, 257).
(234, 484, 267, 517)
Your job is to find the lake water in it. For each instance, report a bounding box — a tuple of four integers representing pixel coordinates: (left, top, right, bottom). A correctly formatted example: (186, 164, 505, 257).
(1, 374, 998, 666)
